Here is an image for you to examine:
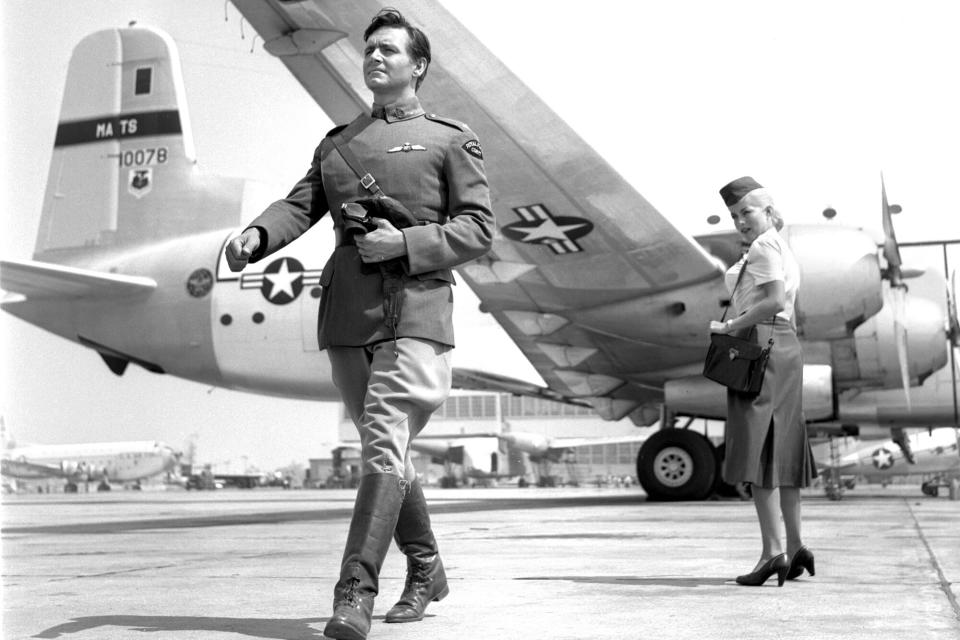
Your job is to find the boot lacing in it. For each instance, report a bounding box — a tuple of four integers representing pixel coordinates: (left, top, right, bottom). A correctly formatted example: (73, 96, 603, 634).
(406, 559, 433, 588)
(342, 577, 362, 606)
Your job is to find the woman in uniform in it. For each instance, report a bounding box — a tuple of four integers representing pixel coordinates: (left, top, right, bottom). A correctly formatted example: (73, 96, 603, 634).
(711, 176, 817, 586)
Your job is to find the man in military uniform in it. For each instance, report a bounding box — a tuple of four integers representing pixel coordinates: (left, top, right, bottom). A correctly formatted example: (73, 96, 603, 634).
(225, 9, 494, 640)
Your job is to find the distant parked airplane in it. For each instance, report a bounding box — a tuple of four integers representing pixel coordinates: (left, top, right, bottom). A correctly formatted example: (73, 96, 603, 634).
(2, 439, 181, 492)
(815, 427, 960, 498)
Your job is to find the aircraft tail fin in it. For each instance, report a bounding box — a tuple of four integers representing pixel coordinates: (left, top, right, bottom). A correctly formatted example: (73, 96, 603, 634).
(36, 25, 243, 261)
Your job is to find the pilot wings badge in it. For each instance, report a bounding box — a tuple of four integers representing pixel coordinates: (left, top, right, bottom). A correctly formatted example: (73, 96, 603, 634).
(387, 142, 426, 153)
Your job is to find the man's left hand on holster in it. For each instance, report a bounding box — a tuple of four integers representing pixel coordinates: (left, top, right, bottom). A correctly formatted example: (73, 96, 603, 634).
(347, 196, 420, 350)
(354, 196, 419, 231)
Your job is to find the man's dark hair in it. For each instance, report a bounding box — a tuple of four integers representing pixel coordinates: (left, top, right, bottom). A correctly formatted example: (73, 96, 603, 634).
(363, 8, 431, 90)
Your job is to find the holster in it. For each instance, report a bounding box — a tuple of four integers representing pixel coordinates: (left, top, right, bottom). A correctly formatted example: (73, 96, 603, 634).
(339, 198, 422, 349)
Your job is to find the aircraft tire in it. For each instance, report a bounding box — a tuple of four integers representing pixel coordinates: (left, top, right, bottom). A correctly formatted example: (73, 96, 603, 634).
(636, 429, 717, 501)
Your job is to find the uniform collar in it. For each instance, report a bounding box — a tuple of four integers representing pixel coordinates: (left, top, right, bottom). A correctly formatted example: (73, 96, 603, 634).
(371, 96, 424, 122)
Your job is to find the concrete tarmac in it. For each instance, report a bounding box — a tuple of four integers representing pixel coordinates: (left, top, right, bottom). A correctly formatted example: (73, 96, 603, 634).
(2, 485, 959, 640)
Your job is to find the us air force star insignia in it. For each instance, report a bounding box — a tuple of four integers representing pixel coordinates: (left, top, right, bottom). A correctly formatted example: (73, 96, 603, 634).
(501, 204, 594, 254)
(872, 447, 894, 470)
(387, 142, 426, 153)
(238, 258, 322, 305)
(462, 139, 483, 159)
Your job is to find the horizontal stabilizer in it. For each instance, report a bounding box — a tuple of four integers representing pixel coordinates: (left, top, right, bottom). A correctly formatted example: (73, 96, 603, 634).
(0, 259, 156, 299)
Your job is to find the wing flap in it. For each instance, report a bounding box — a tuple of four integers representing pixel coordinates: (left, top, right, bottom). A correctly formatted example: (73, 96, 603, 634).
(0, 259, 157, 299)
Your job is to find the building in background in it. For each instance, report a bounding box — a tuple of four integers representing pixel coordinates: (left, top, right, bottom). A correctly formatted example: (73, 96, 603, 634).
(335, 392, 649, 487)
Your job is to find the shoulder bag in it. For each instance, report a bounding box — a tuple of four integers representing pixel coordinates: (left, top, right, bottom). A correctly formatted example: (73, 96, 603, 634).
(702, 260, 774, 395)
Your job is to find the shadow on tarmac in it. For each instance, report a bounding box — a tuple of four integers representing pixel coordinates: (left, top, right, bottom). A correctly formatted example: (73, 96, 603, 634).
(33, 615, 327, 639)
(4, 494, 651, 536)
(516, 575, 731, 587)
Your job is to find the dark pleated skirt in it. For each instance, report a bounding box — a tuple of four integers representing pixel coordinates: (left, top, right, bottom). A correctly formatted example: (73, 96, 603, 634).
(722, 321, 817, 488)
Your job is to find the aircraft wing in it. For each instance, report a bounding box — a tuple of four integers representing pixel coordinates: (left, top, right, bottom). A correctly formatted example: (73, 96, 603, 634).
(1, 458, 70, 480)
(547, 434, 650, 452)
(0, 259, 156, 299)
(451, 368, 591, 406)
(230, 0, 724, 422)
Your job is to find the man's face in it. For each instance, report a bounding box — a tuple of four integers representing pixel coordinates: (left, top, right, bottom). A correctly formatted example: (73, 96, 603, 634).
(363, 27, 422, 96)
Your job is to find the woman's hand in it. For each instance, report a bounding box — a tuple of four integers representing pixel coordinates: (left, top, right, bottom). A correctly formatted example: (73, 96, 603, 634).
(710, 320, 733, 334)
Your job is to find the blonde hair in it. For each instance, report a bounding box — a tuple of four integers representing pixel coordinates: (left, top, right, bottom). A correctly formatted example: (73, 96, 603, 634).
(740, 188, 784, 230)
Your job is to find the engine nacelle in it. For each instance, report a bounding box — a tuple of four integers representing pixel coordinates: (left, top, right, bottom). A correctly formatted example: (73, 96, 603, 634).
(499, 432, 550, 456)
(849, 284, 947, 388)
(782, 225, 883, 340)
(664, 364, 834, 421)
(60, 460, 80, 475)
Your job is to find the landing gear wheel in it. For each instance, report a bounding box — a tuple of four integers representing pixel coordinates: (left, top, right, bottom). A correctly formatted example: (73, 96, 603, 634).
(637, 429, 717, 501)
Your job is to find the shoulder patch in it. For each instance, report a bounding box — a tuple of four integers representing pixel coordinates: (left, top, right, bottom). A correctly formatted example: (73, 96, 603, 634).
(461, 139, 483, 160)
(425, 113, 467, 132)
(325, 124, 348, 138)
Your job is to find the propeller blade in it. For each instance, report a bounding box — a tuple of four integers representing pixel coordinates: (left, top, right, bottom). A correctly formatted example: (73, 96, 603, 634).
(947, 270, 959, 348)
(892, 286, 912, 411)
(881, 172, 903, 286)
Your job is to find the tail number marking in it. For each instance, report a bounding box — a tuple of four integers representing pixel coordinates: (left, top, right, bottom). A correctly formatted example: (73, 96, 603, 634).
(117, 147, 168, 167)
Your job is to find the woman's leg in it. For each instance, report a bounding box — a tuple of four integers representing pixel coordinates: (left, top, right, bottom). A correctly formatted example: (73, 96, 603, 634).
(780, 486, 803, 555)
(751, 486, 784, 568)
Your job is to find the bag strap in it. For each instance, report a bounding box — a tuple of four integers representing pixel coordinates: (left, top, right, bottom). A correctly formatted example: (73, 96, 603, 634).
(330, 126, 386, 198)
(719, 259, 748, 322)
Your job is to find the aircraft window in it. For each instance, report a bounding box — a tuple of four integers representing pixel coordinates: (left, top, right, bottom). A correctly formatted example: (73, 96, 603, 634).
(135, 67, 152, 95)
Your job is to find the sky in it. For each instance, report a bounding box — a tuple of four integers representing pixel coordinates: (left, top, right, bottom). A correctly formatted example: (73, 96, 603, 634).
(2, 1, 959, 471)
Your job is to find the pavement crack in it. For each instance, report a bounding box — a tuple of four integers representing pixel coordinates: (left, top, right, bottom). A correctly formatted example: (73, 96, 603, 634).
(905, 498, 960, 623)
(47, 563, 179, 583)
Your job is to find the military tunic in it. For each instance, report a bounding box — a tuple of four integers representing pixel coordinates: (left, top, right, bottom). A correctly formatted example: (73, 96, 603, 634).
(247, 96, 494, 349)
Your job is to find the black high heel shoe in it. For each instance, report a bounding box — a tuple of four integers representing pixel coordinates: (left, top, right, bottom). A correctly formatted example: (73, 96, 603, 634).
(736, 554, 789, 587)
(786, 546, 815, 580)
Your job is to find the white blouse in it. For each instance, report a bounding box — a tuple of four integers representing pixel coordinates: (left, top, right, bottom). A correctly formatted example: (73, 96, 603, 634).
(724, 227, 800, 324)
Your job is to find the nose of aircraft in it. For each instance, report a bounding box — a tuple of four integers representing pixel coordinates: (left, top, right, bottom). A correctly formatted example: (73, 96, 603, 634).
(160, 445, 181, 470)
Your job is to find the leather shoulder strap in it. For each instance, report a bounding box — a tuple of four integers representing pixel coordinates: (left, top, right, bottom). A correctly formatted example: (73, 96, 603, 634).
(329, 121, 385, 198)
(720, 259, 748, 322)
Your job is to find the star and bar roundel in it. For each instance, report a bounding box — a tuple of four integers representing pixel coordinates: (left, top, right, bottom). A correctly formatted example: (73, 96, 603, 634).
(871, 447, 895, 470)
(501, 204, 593, 254)
(240, 257, 323, 305)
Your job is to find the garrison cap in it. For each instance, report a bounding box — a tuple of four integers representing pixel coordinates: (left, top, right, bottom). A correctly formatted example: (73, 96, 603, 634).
(719, 176, 764, 207)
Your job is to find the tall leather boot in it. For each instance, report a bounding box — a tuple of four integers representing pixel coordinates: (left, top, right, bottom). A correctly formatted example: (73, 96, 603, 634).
(385, 479, 449, 623)
(323, 473, 405, 640)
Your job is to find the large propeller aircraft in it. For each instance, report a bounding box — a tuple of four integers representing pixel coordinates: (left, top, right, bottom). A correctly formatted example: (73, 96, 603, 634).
(2, 1, 958, 501)
(2, 439, 181, 492)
